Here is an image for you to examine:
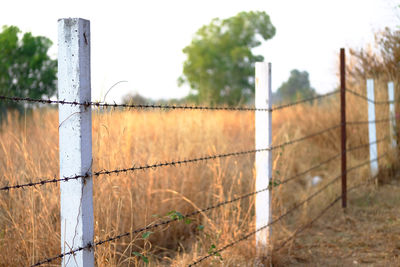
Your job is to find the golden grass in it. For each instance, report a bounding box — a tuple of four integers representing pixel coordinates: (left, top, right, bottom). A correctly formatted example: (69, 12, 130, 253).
(0, 82, 396, 266)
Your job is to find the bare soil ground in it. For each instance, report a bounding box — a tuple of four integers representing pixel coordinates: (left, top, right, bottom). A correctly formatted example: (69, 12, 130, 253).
(276, 180, 400, 266)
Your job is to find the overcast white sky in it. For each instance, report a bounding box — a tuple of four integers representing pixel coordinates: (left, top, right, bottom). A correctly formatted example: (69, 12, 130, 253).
(1, 0, 399, 102)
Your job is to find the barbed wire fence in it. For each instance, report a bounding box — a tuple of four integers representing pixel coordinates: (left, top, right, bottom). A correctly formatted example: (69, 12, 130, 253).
(0, 19, 398, 266)
(2, 84, 391, 267)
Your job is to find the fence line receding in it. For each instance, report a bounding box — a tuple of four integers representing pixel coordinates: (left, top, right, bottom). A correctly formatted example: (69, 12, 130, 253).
(0, 19, 397, 267)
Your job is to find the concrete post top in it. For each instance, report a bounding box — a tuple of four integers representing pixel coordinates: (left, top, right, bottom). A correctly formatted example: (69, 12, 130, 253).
(58, 18, 90, 23)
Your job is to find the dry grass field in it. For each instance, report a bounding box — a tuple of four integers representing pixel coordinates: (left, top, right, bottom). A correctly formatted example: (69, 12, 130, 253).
(0, 82, 398, 266)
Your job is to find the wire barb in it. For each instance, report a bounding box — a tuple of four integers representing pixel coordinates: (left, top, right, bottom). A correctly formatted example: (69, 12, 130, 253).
(0, 89, 339, 113)
(0, 95, 269, 112)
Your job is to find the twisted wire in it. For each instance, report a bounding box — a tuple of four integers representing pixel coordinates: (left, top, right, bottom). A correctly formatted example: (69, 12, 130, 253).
(346, 136, 389, 153)
(270, 124, 341, 151)
(345, 152, 387, 174)
(1, 148, 269, 191)
(280, 136, 389, 186)
(346, 89, 394, 105)
(0, 90, 339, 113)
(0, 95, 268, 111)
(1, 124, 340, 191)
(0, 89, 389, 117)
(347, 118, 391, 125)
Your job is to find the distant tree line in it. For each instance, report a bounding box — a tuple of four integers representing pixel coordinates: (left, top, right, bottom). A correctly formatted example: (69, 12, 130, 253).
(122, 92, 188, 106)
(123, 68, 316, 106)
(273, 69, 316, 104)
(2, 13, 399, 119)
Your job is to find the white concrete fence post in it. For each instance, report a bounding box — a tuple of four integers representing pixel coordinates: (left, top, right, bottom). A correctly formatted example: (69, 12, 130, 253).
(255, 62, 272, 253)
(367, 79, 378, 176)
(388, 81, 397, 148)
(58, 18, 94, 267)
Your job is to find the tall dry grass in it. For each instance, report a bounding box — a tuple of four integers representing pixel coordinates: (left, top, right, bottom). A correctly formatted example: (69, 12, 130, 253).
(0, 81, 396, 266)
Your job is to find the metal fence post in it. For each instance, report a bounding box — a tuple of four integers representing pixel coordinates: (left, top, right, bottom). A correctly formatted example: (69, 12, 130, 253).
(367, 79, 378, 176)
(388, 81, 397, 148)
(340, 48, 347, 208)
(58, 18, 94, 266)
(255, 62, 272, 253)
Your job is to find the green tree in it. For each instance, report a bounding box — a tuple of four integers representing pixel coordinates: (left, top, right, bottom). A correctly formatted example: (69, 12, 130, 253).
(0, 25, 57, 120)
(275, 69, 316, 103)
(179, 11, 276, 106)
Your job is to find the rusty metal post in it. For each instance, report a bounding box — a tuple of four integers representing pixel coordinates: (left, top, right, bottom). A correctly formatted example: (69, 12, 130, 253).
(340, 48, 347, 208)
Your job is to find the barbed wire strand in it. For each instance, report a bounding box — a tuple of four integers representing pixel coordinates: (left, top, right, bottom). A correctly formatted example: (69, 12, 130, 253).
(0, 148, 270, 191)
(270, 124, 341, 151)
(281, 136, 389, 186)
(3, 123, 385, 193)
(272, 196, 342, 253)
(2, 124, 340, 192)
(345, 152, 388, 174)
(345, 89, 395, 105)
(347, 118, 391, 125)
(346, 136, 389, 153)
(0, 95, 269, 112)
(279, 152, 341, 185)
(276, 152, 388, 253)
(274, 171, 381, 252)
(188, 152, 388, 266)
(0, 90, 339, 113)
